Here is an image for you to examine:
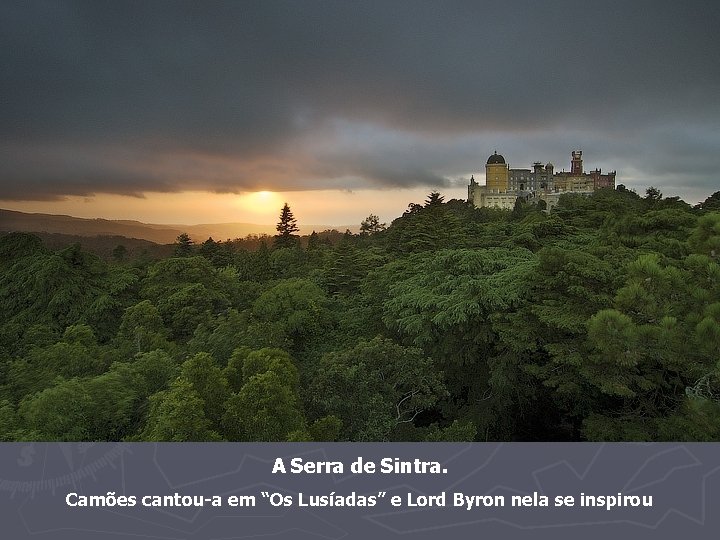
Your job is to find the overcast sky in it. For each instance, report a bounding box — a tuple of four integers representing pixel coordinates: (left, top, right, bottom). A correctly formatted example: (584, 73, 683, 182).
(1, 0, 718, 221)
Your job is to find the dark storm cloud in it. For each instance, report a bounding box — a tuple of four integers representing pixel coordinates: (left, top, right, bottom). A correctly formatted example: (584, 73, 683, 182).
(1, 0, 719, 200)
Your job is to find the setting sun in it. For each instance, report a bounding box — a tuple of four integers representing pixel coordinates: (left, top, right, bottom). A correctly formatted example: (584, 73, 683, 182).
(248, 190, 281, 208)
(231, 190, 284, 221)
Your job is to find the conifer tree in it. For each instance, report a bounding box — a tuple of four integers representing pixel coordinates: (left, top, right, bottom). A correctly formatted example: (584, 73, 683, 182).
(360, 214, 386, 235)
(307, 231, 321, 250)
(174, 233, 194, 257)
(425, 191, 445, 207)
(274, 203, 300, 248)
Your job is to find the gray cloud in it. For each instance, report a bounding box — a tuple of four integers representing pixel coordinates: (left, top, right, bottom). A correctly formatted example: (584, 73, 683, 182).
(1, 0, 719, 202)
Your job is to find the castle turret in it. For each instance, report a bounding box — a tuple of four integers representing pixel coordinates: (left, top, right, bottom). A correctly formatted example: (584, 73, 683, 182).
(485, 151, 509, 192)
(468, 174, 477, 203)
(571, 150, 583, 175)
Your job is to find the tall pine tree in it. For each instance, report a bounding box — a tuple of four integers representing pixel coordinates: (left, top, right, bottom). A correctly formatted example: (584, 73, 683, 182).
(274, 203, 300, 248)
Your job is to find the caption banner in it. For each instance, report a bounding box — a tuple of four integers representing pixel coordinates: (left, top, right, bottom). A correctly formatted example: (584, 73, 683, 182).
(0, 443, 718, 539)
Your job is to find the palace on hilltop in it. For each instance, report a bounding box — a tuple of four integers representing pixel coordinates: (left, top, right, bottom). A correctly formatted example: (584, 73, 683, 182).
(467, 150, 616, 211)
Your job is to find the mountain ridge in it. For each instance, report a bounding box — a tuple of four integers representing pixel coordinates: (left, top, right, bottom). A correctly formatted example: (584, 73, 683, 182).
(0, 208, 358, 244)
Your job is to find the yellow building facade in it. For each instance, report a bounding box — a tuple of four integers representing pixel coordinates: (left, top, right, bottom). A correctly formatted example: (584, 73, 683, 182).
(485, 151, 509, 191)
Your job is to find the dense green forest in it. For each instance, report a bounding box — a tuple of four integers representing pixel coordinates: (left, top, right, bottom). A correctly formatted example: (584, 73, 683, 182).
(1, 187, 720, 442)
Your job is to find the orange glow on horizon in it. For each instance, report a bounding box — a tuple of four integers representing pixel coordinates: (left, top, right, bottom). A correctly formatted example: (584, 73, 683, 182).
(0, 187, 468, 227)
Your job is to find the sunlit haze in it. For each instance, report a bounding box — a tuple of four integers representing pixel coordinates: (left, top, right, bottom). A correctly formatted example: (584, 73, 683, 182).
(0, 188, 467, 227)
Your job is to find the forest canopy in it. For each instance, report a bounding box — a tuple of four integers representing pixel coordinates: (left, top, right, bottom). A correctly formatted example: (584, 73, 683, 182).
(1, 188, 720, 442)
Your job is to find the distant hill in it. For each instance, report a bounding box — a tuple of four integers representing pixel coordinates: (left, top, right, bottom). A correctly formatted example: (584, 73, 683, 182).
(0, 209, 357, 244)
(9, 231, 175, 261)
